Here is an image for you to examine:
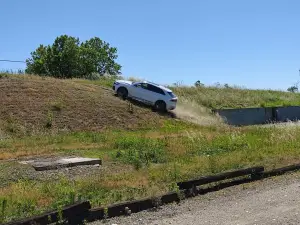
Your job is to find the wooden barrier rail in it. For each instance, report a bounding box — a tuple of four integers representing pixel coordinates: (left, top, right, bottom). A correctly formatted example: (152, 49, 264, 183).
(87, 191, 181, 222)
(177, 166, 264, 190)
(4, 201, 91, 225)
(262, 163, 300, 178)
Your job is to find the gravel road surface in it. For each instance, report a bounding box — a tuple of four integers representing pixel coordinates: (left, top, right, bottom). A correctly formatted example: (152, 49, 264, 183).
(90, 172, 300, 225)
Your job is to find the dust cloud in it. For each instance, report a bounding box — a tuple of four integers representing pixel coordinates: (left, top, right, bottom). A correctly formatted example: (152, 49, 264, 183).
(173, 100, 223, 126)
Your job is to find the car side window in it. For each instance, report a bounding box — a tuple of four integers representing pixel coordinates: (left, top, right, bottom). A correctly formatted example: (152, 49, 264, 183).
(141, 83, 148, 89)
(134, 83, 147, 89)
(147, 84, 165, 95)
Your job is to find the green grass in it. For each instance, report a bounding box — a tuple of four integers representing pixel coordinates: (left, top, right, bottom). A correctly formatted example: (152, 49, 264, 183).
(113, 135, 167, 169)
(2, 122, 300, 222)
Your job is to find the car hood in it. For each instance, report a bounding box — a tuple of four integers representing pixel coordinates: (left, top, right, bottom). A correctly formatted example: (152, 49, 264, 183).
(115, 80, 133, 85)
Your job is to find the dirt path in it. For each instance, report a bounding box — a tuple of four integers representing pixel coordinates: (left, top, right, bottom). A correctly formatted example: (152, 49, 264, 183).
(92, 172, 300, 225)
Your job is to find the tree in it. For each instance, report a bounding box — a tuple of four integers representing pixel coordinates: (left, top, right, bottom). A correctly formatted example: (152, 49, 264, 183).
(287, 85, 298, 93)
(224, 83, 230, 88)
(25, 35, 121, 78)
(194, 80, 204, 87)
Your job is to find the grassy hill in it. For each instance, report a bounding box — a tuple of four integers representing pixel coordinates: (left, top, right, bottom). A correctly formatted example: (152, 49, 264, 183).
(0, 74, 167, 137)
(2, 73, 299, 136)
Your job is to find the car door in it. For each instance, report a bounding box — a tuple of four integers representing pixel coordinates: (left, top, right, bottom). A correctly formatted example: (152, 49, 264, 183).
(130, 83, 153, 104)
(146, 84, 165, 103)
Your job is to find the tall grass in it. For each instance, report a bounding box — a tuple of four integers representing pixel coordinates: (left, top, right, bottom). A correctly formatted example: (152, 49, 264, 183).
(171, 85, 300, 109)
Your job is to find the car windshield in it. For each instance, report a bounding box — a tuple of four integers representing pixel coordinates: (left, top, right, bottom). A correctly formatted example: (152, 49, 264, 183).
(168, 92, 176, 98)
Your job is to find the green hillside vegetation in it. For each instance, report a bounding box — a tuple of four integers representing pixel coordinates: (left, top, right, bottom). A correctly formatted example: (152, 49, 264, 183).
(172, 86, 300, 109)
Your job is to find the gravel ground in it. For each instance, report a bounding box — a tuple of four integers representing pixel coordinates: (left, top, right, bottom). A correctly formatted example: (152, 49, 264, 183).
(90, 172, 300, 225)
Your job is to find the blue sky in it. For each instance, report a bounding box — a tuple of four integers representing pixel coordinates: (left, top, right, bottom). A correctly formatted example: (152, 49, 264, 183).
(1, 0, 300, 90)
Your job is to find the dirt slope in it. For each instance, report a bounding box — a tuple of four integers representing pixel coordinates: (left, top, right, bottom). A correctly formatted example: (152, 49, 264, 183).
(0, 75, 164, 136)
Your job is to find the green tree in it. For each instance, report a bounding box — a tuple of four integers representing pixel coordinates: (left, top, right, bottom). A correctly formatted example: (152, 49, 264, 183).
(194, 80, 204, 87)
(287, 85, 298, 93)
(25, 44, 48, 75)
(224, 83, 230, 88)
(80, 37, 121, 76)
(26, 35, 121, 78)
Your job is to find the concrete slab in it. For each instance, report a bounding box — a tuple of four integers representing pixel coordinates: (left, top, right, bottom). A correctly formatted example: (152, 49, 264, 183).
(20, 157, 102, 171)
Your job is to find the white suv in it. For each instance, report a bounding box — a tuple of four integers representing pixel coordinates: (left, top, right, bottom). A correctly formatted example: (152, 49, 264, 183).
(112, 80, 178, 111)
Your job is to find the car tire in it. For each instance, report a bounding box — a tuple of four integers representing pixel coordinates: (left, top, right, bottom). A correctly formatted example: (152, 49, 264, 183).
(117, 87, 128, 100)
(154, 100, 166, 112)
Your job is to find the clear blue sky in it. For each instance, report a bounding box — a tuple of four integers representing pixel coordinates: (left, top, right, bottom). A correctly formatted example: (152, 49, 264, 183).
(1, 0, 300, 90)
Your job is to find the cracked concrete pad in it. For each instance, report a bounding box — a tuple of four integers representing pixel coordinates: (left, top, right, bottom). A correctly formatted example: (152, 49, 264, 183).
(20, 157, 102, 171)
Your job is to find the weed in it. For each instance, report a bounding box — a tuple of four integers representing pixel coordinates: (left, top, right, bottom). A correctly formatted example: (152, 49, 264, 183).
(50, 101, 64, 111)
(45, 111, 53, 128)
(170, 163, 180, 182)
(57, 206, 64, 224)
(0, 141, 11, 148)
(48, 215, 52, 223)
(103, 207, 108, 220)
(208, 156, 218, 173)
(68, 191, 76, 204)
(128, 102, 134, 113)
(0, 73, 8, 79)
(5, 118, 19, 134)
(168, 182, 179, 192)
(0, 198, 7, 223)
(15, 199, 36, 218)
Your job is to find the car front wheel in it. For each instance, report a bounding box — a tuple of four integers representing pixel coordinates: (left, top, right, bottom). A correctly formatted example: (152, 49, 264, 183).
(117, 87, 128, 100)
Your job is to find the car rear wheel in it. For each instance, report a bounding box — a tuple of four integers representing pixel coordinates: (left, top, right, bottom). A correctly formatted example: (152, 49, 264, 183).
(154, 100, 166, 112)
(117, 87, 128, 100)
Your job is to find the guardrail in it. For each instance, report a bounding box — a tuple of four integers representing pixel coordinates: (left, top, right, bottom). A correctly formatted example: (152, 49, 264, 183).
(4, 201, 91, 225)
(177, 166, 264, 190)
(3, 164, 300, 225)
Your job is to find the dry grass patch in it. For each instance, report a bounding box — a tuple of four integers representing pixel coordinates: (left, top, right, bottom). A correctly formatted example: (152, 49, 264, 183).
(0, 75, 166, 137)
